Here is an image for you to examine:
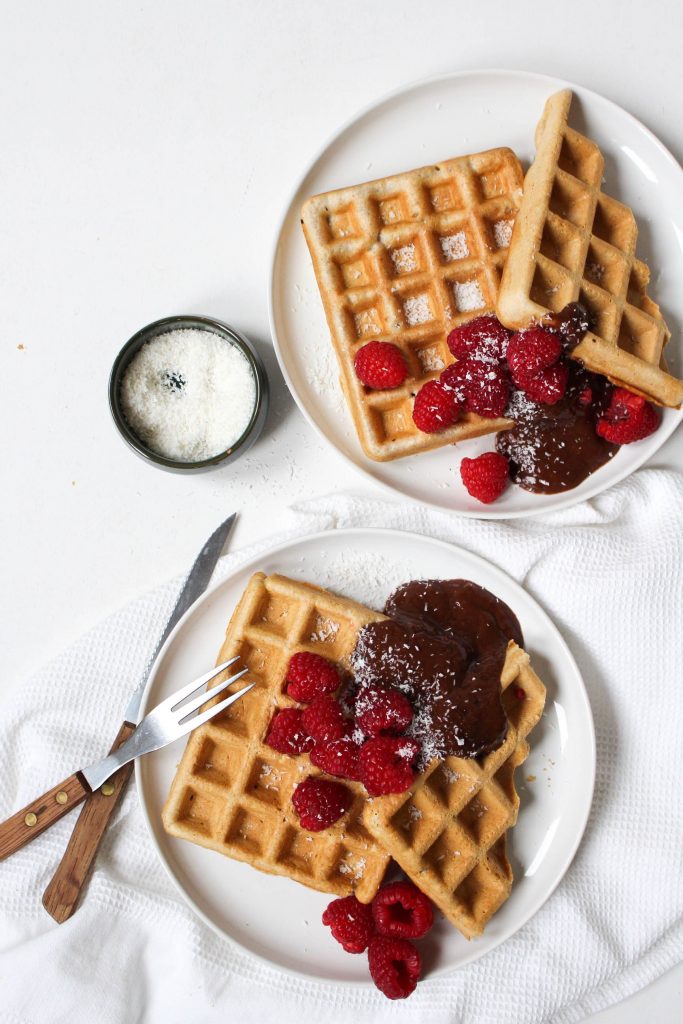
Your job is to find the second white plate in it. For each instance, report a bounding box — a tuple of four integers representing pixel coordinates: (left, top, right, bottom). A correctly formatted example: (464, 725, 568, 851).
(269, 69, 683, 518)
(136, 528, 595, 984)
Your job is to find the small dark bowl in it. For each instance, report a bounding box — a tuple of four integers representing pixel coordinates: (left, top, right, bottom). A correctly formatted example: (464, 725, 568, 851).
(109, 315, 269, 472)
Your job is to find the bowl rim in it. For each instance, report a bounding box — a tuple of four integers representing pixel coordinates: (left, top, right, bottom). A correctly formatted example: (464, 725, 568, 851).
(109, 314, 267, 470)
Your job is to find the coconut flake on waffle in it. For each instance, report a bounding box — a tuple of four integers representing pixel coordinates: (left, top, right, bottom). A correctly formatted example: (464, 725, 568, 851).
(440, 231, 470, 261)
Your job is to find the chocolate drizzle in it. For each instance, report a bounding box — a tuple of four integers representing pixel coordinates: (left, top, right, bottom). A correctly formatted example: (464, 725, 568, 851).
(351, 580, 523, 761)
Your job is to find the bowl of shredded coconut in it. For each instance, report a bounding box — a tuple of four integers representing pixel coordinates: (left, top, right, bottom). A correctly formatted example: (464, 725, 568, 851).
(109, 315, 269, 471)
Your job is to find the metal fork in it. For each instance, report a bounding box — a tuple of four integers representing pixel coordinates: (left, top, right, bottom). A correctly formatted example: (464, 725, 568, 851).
(0, 659, 253, 860)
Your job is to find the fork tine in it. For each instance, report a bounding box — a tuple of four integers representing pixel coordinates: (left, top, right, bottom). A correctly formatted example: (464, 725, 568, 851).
(176, 666, 249, 721)
(175, 681, 255, 736)
(166, 656, 241, 712)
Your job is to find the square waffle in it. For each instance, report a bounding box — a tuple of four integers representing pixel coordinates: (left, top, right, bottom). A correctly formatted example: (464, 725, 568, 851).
(497, 89, 683, 407)
(301, 149, 525, 460)
(162, 572, 390, 902)
(164, 573, 546, 938)
(363, 642, 545, 938)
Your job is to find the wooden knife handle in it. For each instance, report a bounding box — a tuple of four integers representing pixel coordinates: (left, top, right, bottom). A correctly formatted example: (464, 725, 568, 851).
(42, 720, 136, 923)
(0, 773, 88, 860)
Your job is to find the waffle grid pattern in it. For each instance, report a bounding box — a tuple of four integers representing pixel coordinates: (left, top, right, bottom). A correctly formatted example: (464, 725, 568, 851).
(364, 643, 546, 938)
(301, 149, 524, 459)
(162, 573, 389, 902)
(498, 90, 682, 407)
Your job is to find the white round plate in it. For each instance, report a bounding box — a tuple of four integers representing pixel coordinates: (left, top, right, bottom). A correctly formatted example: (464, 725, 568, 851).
(137, 528, 595, 983)
(268, 70, 683, 518)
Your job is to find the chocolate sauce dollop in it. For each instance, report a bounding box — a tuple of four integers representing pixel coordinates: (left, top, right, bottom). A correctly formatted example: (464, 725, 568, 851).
(496, 303, 618, 494)
(351, 580, 523, 760)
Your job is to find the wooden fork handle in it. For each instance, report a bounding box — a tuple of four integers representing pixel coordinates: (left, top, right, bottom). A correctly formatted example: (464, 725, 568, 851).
(42, 720, 135, 923)
(0, 773, 88, 860)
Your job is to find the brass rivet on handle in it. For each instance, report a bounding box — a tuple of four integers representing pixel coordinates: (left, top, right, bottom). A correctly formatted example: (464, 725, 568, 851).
(25, 812, 37, 827)
(101, 783, 115, 797)
(55, 791, 68, 805)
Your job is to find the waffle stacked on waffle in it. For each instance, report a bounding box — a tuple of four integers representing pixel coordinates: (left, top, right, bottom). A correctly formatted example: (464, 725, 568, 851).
(497, 89, 683, 408)
(164, 573, 546, 938)
(301, 149, 524, 460)
(162, 572, 389, 902)
(363, 642, 545, 938)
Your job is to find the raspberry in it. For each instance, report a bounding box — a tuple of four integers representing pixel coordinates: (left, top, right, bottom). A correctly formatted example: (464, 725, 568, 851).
(506, 327, 562, 384)
(354, 342, 408, 390)
(460, 451, 510, 504)
(265, 708, 314, 755)
(291, 776, 352, 831)
(310, 736, 363, 781)
(447, 314, 511, 363)
(519, 361, 569, 405)
(513, 686, 526, 701)
(439, 359, 471, 402)
(367, 935, 421, 1000)
(301, 696, 350, 743)
(286, 652, 340, 703)
(371, 881, 434, 939)
(442, 359, 510, 418)
(322, 894, 375, 954)
(359, 737, 420, 796)
(412, 379, 462, 433)
(596, 387, 659, 444)
(355, 687, 413, 737)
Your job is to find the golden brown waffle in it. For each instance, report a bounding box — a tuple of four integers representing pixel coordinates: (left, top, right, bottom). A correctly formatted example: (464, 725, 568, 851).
(364, 643, 545, 938)
(162, 572, 390, 902)
(497, 89, 683, 407)
(301, 150, 525, 460)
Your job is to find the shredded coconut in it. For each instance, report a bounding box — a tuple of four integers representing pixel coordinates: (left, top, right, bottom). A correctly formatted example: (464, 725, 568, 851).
(403, 294, 432, 326)
(493, 219, 513, 248)
(119, 329, 256, 462)
(587, 261, 605, 283)
(453, 280, 485, 312)
(440, 231, 469, 261)
(391, 244, 417, 274)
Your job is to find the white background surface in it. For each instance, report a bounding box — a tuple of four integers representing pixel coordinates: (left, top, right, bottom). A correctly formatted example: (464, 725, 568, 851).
(1, 1, 681, 1020)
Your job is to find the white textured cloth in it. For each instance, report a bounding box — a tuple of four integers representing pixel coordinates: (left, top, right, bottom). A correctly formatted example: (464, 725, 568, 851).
(1, 473, 682, 1024)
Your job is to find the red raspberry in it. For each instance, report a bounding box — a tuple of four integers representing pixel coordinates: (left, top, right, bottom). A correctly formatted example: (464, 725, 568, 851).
(359, 737, 420, 796)
(412, 379, 463, 433)
(367, 935, 421, 1000)
(286, 652, 340, 703)
(265, 708, 314, 755)
(301, 696, 350, 743)
(354, 341, 408, 390)
(441, 359, 510, 418)
(460, 451, 510, 504)
(310, 736, 363, 781)
(596, 387, 660, 444)
(506, 327, 562, 384)
(447, 314, 511, 363)
(371, 881, 434, 939)
(355, 687, 413, 737)
(322, 894, 375, 953)
(291, 776, 352, 831)
(520, 361, 569, 405)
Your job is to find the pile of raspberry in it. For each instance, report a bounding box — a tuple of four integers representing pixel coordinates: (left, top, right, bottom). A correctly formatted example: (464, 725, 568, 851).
(265, 651, 420, 832)
(351, 315, 660, 505)
(322, 880, 434, 999)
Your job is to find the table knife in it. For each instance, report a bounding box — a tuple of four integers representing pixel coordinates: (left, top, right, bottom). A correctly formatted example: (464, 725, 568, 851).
(10, 513, 237, 922)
